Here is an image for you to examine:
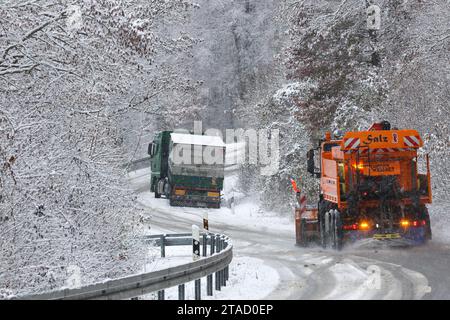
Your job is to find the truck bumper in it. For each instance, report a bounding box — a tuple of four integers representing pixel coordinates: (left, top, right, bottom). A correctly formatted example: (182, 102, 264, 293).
(170, 195, 221, 208)
(344, 226, 427, 246)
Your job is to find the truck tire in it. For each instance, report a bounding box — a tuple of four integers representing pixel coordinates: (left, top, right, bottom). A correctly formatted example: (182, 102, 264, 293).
(319, 214, 327, 249)
(328, 211, 335, 249)
(321, 211, 331, 249)
(332, 210, 343, 250)
(319, 215, 325, 248)
(422, 207, 432, 241)
(155, 191, 161, 198)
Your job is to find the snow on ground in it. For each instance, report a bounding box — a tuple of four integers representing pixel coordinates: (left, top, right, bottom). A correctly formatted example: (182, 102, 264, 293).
(138, 194, 293, 236)
(139, 243, 279, 300)
(321, 261, 377, 300)
(131, 168, 284, 300)
(142, 246, 192, 273)
(128, 167, 441, 300)
(142, 256, 279, 300)
(136, 172, 293, 235)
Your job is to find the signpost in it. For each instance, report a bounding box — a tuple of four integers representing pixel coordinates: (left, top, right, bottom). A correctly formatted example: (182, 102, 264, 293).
(203, 212, 209, 231)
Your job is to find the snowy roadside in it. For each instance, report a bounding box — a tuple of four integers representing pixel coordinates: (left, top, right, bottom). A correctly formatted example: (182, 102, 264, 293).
(428, 201, 450, 244)
(140, 250, 279, 300)
(129, 167, 440, 300)
(131, 167, 285, 300)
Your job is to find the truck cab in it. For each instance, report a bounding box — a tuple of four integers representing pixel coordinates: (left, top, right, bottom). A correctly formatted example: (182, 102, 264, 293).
(148, 131, 172, 198)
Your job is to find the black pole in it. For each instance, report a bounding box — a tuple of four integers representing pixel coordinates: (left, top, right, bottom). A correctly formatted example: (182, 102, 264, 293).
(178, 284, 185, 300)
(195, 279, 201, 300)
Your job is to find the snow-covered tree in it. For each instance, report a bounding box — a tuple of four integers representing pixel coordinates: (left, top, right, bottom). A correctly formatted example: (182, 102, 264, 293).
(250, 0, 449, 210)
(0, 0, 200, 295)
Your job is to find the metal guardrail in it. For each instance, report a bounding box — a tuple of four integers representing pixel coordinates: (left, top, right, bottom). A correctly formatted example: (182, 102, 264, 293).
(18, 233, 232, 300)
(15, 157, 235, 300)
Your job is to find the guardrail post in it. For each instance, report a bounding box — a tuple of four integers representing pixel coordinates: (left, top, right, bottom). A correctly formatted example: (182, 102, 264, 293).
(210, 234, 215, 255)
(215, 234, 221, 291)
(215, 272, 221, 291)
(160, 234, 165, 258)
(216, 234, 220, 253)
(202, 234, 207, 257)
(207, 233, 214, 296)
(218, 237, 223, 287)
(195, 279, 201, 300)
(225, 239, 229, 282)
(223, 268, 227, 286)
(158, 290, 165, 300)
(178, 284, 185, 300)
(207, 274, 213, 296)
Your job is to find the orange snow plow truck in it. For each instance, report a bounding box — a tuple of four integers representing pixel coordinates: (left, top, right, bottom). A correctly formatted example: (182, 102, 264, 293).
(296, 121, 432, 249)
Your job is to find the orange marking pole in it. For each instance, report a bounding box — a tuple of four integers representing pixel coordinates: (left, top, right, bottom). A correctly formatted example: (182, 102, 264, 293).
(290, 178, 299, 193)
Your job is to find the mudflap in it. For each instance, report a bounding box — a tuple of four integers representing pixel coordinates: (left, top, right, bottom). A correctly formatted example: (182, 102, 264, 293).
(295, 217, 320, 247)
(402, 226, 428, 245)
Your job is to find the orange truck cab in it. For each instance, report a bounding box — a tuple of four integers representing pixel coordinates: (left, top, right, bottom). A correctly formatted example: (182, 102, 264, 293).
(296, 121, 432, 249)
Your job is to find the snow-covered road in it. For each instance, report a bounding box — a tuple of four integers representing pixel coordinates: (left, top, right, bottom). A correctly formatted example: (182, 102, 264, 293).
(129, 168, 450, 300)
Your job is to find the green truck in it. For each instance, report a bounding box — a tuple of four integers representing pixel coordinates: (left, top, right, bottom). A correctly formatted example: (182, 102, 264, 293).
(148, 131, 226, 208)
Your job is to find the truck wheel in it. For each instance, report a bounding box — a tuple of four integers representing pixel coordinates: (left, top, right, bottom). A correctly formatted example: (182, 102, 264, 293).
(332, 210, 343, 250)
(319, 200, 331, 249)
(319, 216, 326, 248)
(329, 211, 336, 249)
(320, 211, 331, 249)
(422, 208, 432, 241)
(155, 192, 161, 199)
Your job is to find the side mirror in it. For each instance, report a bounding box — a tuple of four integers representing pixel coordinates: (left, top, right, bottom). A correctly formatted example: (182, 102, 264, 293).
(148, 143, 154, 157)
(307, 149, 320, 178)
(307, 149, 315, 175)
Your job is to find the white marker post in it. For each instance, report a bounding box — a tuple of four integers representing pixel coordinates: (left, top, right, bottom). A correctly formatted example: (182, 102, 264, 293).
(192, 225, 200, 261)
(203, 212, 209, 231)
(192, 224, 201, 300)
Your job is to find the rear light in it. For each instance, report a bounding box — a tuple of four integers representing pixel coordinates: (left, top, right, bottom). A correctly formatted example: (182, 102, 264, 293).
(352, 162, 364, 170)
(359, 221, 370, 230)
(343, 224, 358, 231)
(412, 220, 427, 227)
(343, 221, 371, 231)
(207, 192, 220, 197)
(400, 219, 410, 227)
(174, 189, 186, 196)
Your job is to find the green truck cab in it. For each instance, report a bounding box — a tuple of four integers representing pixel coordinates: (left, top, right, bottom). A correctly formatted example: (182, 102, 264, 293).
(148, 131, 226, 208)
